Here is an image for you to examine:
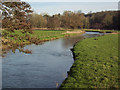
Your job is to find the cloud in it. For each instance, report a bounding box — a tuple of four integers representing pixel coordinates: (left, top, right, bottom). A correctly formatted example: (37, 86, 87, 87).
(23, 0, 119, 2)
(29, 2, 118, 15)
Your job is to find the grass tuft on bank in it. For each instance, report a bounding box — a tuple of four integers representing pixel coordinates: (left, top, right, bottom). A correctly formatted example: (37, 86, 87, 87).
(60, 34, 119, 88)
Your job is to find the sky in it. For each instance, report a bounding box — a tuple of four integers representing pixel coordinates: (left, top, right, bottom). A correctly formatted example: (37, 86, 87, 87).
(22, 0, 119, 15)
(23, 0, 119, 2)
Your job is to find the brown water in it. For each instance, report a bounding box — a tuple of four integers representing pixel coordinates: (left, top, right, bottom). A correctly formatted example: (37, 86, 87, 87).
(2, 32, 104, 88)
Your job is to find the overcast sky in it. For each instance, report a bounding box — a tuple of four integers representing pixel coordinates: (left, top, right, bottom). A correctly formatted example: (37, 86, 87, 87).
(23, 0, 119, 15)
(23, 0, 119, 2)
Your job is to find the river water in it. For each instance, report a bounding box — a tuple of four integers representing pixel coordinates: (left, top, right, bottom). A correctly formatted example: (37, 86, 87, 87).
(2, 32, 104, 88)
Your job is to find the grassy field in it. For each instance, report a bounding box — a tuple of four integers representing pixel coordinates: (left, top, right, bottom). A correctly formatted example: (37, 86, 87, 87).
(31, 30, 66, 40)
(60, 34, 119, 88)
(2, 30, 66, 42)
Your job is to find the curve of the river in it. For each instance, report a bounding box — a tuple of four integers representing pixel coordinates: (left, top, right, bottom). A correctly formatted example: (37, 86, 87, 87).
(2, 32, 104, 88)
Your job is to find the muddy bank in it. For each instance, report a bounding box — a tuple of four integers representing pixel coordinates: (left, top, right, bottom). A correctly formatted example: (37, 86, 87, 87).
(63, 31, 85, 34)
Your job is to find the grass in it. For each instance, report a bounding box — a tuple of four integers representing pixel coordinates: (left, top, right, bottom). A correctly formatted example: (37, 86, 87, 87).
(2, 30, 82, 43)
(60, 34, 119, 88)
(2, 30, 65, 42)
(31, 30, 66, 40)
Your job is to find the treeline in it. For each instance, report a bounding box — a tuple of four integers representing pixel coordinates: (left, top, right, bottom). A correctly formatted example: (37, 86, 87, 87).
(30, 11, 90, 29)
(87, 11, 120, 30)
(1, 1, 120, 31)
(30, 11, 120, 30)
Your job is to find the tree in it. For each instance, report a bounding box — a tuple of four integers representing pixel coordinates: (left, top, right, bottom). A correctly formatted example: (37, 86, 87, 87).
(84, 17, 90, 29)
(47, 15, 61, 29)
(61, 11, 85, 29)
(102, 14, 113, 29)
(30, 13, 47, 28)
(1, 1, 33, 31)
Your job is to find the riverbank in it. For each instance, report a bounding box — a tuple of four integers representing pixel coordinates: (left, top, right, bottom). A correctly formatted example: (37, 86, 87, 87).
(60, 34, 119, 88)
(83, 29, 120, 33)
(1, 30, 85, 56)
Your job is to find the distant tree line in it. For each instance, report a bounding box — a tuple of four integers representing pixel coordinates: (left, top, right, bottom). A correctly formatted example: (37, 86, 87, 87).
(1, 1, 120, 31)
(30, 11, 120, 30)
(30, 11, 90, 30)
(87, 11, 120, 30)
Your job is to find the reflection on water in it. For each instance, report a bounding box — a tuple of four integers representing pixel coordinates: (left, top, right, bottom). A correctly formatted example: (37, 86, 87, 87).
(83, 32, 104, 38)
(62, 35, 85, 48)
(62, 31, 104, 49)
(2, 32, 104, 88)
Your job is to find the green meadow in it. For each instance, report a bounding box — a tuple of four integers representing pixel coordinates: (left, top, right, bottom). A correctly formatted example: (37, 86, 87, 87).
(60, 34, 119, 88)
(2, 30, 65, 43)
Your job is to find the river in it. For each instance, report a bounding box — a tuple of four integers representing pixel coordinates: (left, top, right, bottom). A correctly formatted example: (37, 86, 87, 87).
(2, 32, 104, 88)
